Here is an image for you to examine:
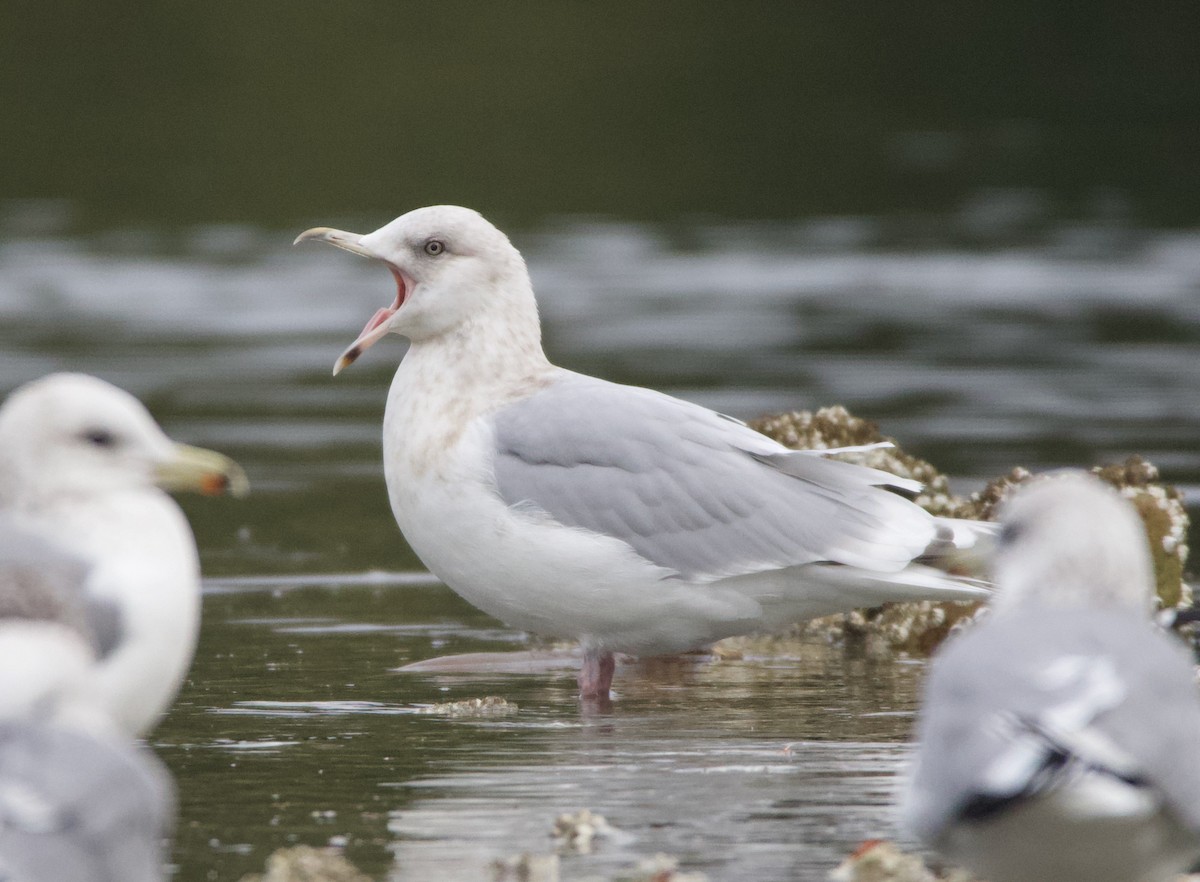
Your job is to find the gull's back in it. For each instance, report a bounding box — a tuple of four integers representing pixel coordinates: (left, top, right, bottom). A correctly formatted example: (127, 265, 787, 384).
(493, 370, 956, 583)
(901, 472, 1200, 882)
(904, 605, 1200, 882)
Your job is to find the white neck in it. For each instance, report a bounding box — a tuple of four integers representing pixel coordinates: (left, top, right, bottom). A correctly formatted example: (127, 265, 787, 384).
(397, 292, 554, 418)
(381, 294, 555, 486)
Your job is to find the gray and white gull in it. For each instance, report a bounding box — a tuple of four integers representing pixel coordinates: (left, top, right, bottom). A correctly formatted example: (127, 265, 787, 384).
(901, 472, 1200, 882)
(297, 205, 991, 698)
(0, 373, 247, 735)
(0, 514, 174, 882)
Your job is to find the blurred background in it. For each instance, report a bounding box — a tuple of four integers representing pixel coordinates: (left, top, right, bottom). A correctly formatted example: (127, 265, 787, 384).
(4, 4, 1200, 228)
(2, 4, 1199, 881)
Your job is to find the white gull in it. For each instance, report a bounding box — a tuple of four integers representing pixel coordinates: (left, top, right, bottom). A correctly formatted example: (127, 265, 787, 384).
(0, 373, 248, 735)
(296, 205, 991, 699)
(900, 472, 1200, 882)
(0, 514, 174, 882)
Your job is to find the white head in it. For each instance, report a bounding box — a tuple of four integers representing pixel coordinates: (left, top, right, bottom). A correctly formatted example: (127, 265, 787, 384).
(0, 373, 247, 509)
(295, 205, 541, 372)
(990, 471, 1155, 615)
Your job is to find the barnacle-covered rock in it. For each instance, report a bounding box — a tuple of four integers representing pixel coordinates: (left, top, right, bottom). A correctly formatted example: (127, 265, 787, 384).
(946, 456, 1191, 609)
(551, 808, 615, 854)
(1090, 457, 1189, 608)
(829, 840, 974, 882)
(624, 853, 709, 882)
(413, 696, 518, 717)
(739, 406, 1192, 658)
(838, 601, 983, 657)
(490, 852, 561, 882)
(237, 846, 372, 882)
(748, 406, 958, 516)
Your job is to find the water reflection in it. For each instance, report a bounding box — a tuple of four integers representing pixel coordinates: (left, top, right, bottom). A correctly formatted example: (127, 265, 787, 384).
(158, 578, 927, 882)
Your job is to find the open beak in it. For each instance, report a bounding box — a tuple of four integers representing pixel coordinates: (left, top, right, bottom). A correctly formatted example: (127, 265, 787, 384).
(155, 443, 250, 498)
(294, 226, 408, 376)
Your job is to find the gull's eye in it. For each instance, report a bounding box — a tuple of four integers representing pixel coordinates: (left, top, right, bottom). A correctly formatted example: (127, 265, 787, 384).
(423, 239, 446, 256)
(82, 428, 116, 448)
(998, 520, 1024, 547)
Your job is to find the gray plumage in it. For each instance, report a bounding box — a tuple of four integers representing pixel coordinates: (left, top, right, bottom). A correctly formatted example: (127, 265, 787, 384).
(901, 472, 1200, 882)
(0, 486, 171, 882)
(0, 514, 122, 660)
(493, 372, 933, 583)
(0, 721, 173, 882)
(905, 606, 1200, 843)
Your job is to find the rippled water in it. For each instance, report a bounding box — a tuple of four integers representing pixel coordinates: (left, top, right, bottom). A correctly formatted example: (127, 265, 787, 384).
(2, 207, 1199, 880)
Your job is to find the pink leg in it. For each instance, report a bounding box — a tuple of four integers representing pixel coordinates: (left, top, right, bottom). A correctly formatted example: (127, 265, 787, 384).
(578, 648, 616, 699)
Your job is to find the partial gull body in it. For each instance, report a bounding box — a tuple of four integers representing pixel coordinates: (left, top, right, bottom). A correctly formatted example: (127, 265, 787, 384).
(0, 513, 106, 727)
(0, 373, 248, 735)
(901, 473, 1200, 882)
(0, 514, 175, 882)
(0, 716, 174, 882)
(297, 205, 991, 698)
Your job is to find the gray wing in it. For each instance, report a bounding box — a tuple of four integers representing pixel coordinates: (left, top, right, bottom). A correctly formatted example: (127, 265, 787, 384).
(902, 607, 1200, 843)
(491, 372, 934, 583)
(0, 514, 122, 658)
(0, 721, 174, 882)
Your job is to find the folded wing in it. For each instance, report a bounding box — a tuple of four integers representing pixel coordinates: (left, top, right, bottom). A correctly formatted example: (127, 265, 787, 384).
(491, 372, 937, 583)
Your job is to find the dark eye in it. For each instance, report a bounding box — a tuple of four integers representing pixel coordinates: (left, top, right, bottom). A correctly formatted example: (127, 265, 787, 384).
(423, 239, 446, 256)
(82, 428, 116, 448)
(998, 520, 1023, 547)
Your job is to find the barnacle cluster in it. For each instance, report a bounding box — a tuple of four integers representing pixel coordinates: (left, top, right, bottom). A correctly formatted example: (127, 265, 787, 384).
(739, 407, 1192, 656)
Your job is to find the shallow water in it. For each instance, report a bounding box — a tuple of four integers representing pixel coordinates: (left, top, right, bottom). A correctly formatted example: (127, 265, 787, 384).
(164, 577, 926, 881)
(2, 209, 1199, 880)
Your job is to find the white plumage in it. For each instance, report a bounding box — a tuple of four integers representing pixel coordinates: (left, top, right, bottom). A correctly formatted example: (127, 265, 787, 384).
(298, 205, 991, 698)
(0, 373, 247, 736)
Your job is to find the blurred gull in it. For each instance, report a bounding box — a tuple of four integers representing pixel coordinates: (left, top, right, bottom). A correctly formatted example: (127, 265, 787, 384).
(0, 373, 248, 735)
(901, 472, 1200, 882)
(0, 513, 105, 727)
(296, 205, 991, 698)
(0, 516, 173, 882)
(0, 718, 173, 882)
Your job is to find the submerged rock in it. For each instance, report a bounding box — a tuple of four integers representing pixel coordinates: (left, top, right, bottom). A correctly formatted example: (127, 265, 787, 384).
(552, 808, 616, 854)
(490, 852, 561, 882)
(237, 845, 371, 882)
(412, 696, 518, 717)
(829, 839, 942, 882)
(744, 407, 1192, 657)
(830, 839, 1200, 882)
(623, 853, 709, 882)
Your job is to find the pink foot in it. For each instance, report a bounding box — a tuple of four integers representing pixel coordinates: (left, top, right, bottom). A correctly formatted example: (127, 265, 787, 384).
(578, 649, 615, 699)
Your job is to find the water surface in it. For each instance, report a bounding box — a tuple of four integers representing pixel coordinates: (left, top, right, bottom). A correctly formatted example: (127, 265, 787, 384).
(2, 210, 1199, 880)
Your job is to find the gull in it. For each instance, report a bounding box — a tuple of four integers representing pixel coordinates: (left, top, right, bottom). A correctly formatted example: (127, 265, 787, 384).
(900, 472, 1200, 882)
(0, 717, 174, 882)
(0, 516, 174, 882)
(296, 205, 991, 698)
(0, 512, 104, 727)
(0, 373, 248, 735)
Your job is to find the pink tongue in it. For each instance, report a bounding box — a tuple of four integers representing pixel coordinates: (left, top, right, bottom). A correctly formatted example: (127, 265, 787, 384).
(360, 306, 395, 337)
